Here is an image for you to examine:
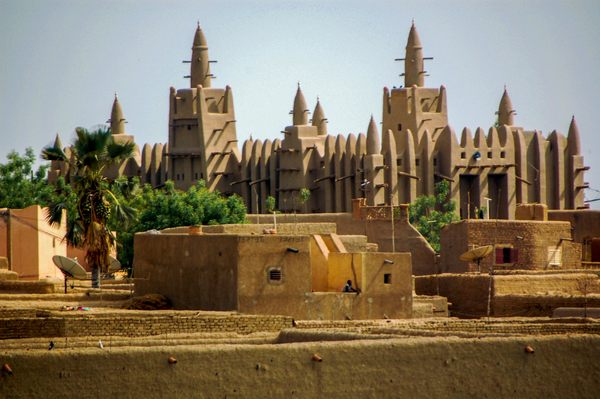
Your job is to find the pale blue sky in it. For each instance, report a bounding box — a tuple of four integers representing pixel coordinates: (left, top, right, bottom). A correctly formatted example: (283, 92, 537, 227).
(1, 0, 599, 205)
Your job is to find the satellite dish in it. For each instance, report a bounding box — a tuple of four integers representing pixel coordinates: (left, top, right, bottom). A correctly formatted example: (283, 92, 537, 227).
(459, 245, 494, 273)
(52, 255, 88, 280)
(108, 256, 121, 272)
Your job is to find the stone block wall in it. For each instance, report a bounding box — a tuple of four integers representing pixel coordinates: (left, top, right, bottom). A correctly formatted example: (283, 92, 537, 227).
(0, 313, 293, 340)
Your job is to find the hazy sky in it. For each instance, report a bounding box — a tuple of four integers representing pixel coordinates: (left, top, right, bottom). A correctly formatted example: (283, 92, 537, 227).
(1, 0, 599, 205)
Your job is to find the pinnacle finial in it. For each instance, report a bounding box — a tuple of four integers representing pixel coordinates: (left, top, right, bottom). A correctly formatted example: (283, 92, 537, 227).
(498, 87, 515, 126)
(366, 116, 380, 155)
(292, 84, 308, 125)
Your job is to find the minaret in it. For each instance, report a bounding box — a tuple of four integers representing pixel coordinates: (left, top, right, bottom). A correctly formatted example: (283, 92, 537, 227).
(292, 83, 308, 125)
(567, 115, 581, 155)
(109, 94, 126, 135)
(404, 21, 424, 87)
(53, 133, 63, 150)
(366, 115, 380, 155)
(191, 23, 211, 88)
(497, 87, 515, 126)
(363, 116, 385, 206)
(312, 97, 327, 135)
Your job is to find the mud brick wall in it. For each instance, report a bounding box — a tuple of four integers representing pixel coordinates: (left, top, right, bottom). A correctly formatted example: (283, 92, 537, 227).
(0, 314, 293, 340)
(440, 220, 581, 273)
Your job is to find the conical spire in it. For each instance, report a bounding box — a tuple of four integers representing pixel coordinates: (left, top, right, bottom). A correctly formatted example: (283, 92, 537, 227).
(312, 97, 327, 135)
(191, 23, 211, 88)
(498, 87, 515, 126)
(292, 83, 308, 125)
(366, 115, 380, 155)
(404, 21, 424, 87)
(53, 133, 63, 149)
(567, 115, 581, 155)
(110, 94, 125, 135)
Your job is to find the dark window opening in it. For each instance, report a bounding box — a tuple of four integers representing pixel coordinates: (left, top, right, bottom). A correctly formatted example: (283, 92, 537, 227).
(187, 125, 191, 130)
(461, 152, 466, 159)
(195, 173, 198, 180)
(500, 151, 506, 158)
(415, 159, 420, 166)
(176, 174, 180, 181)
(384, 274, 392, 284)
(397, 158, 402, 167)
(487, 151, 492, 158)
(433, 158, 437, 166)
(397, 123, 402, 132)
(268, 268, 282, 282)
(495, 246, 518, 264)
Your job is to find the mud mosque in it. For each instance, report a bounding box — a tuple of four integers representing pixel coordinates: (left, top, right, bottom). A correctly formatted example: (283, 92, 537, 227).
(48, 22, 588, 219)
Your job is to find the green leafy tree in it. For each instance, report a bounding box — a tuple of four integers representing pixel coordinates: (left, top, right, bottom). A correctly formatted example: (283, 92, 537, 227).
(408, 180, 458, 252)
(112, 180, 247, 270)
(0, 148, 54, 208)
(42, 127, 136, 287)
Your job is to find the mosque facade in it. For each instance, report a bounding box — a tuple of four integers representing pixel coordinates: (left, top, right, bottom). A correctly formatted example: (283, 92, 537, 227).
(48, 23, 588, 218)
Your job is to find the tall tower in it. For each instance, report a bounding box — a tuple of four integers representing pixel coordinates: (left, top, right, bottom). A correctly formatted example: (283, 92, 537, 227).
(108, 94, 135, 145)
(382, 22, 448, 146)
(168, 24, 239, 192)
(404, 21, 424, 88)
(278, 85, 326, 212)
(497, 87, 515, 126)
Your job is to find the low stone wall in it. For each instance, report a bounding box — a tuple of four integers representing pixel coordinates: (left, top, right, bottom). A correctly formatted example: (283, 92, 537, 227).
(0, 280, 55, 294)
(415, 273, 600, 318)
(0, 313, 293, 340)
(1, 335, 599, 398)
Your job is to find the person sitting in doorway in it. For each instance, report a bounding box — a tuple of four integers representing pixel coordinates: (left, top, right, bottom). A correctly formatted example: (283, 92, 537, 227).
(342, 279, 358, 292)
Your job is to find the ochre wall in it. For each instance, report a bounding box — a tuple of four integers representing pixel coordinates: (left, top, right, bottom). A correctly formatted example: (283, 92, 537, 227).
(440, 220, 581, 273)
(134, 232, 413, 320)
(235, 235, 313, 319)
(250, 213, 436, 275)
(0, 206, 66, 280)
(548, 209, 600, 242)
(134, 234, 239, 310)
(2, 335, 599, 398)
(415, 273, 600, 318)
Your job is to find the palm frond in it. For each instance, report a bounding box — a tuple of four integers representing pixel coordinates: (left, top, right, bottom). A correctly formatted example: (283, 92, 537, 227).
(45, 202, 68, 227)
(106, 141, 136, 163)
(41, 145, 68, 162)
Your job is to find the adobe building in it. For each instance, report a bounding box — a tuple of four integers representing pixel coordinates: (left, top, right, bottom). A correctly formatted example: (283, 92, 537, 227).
(47, 22, 589, 219)
(0, 205, 66, 280)
(439, 219, 581, 274)
(134, 223, 413, 320)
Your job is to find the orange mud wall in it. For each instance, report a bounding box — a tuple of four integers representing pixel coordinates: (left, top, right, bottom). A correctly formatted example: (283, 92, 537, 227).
(2, 335, 599, 398)
(0, 206, 66, 280)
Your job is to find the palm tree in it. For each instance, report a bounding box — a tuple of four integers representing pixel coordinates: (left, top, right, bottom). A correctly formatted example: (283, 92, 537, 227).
(42, 127, 136, 288)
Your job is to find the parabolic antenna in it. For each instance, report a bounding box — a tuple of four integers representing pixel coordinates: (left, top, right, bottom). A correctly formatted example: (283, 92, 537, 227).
(108, 256, 121, 272)
(459, 245, 494, 273)
(52, 255, 88, 280)
(460, 245, 494, 262)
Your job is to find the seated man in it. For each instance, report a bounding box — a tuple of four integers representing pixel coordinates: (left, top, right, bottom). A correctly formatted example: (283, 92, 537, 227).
(342, 279, 358, 293)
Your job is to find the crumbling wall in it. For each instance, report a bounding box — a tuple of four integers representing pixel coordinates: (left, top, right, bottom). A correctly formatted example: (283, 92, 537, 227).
(2, 335, 599, 398)
(0, 313, 292, 340)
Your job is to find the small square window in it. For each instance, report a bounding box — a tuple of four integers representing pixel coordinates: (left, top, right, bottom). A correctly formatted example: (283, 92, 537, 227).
(415, 159, 420, 166)
(384, 274, 392, 284)
(487, 151, 492, 158)
(268, 267, 282, 283)
(397, 158, 402, 167)
(461, 152, 466, 159)
(500, 151, 506, 158)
